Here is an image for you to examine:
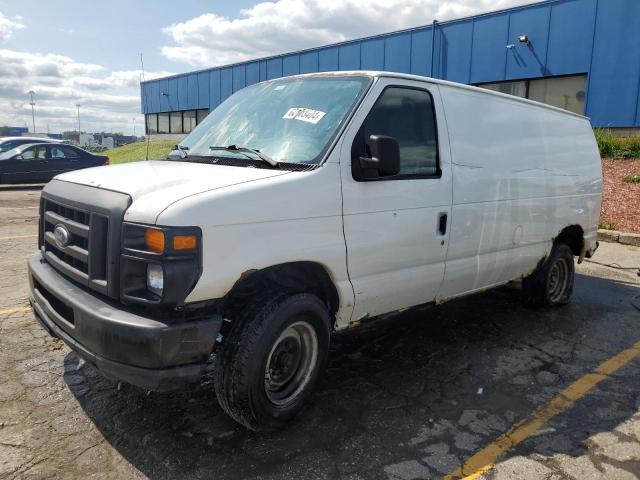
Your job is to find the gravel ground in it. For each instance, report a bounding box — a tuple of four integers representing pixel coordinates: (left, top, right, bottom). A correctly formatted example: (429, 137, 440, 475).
(2, 186, 640, 480)
(601, 158, 640, 234)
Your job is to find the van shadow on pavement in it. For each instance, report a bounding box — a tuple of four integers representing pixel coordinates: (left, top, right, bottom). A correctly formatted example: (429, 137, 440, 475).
(64, 274, 640, 480)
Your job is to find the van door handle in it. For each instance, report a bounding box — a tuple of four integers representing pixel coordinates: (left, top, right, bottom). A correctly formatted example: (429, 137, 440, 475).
(438, 212, 448, 236)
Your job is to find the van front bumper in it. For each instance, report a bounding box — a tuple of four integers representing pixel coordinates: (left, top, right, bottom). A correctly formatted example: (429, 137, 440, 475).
(27, 253, 222, 391)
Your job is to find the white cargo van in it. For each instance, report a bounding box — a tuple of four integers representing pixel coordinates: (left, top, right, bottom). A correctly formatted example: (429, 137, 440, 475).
(28, 72, 602, 431)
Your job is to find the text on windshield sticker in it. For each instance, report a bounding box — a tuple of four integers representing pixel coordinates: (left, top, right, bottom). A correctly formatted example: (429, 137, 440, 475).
(282, 107, 326, 124)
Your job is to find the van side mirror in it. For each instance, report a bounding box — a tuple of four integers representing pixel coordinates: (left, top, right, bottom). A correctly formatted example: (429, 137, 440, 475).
(15, 154, 24, 161)
(356, 135, 400, 180)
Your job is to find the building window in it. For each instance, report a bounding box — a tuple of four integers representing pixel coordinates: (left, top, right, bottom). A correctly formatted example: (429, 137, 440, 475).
(146, 114, 158, 134)
(158, 113, 170, 133)
(170, 112, 183, 133)
(478, 80, 527, 98)
(196, 109, 209, 125)
(477, 74, 587, 115)
(528, 75, 587, 115)
(183, 110, 197, 133)
(146, 108, 212, 134)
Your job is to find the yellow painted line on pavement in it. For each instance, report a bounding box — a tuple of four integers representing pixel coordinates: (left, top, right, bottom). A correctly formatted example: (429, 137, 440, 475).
(0, 234, 37, 241)
(0, 306, 32, 315)
(445, 340, 640, 480)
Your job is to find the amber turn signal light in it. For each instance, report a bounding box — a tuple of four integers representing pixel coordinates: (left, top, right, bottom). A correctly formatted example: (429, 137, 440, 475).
(173, 234, 197, 251)
(144, 228, 165, 254)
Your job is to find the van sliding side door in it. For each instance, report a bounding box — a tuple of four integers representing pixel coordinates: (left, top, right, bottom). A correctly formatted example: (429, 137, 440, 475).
(339, 79, 453, 324)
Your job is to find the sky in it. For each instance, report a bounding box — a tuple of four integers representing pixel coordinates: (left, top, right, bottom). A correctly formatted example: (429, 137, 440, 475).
(0, 0, 531, 135)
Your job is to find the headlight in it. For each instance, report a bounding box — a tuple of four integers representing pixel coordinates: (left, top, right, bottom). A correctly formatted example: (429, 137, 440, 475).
(121, 223, 202, 306)
(147, 264, 164, 297)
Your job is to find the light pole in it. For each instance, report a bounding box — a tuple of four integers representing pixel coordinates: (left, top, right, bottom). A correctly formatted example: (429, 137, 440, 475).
(76, 104, 81, 135)
(28, 91, 36, 133)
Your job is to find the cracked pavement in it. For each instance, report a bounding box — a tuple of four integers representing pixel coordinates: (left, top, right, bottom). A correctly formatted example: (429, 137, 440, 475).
(1, 185, 640, 479)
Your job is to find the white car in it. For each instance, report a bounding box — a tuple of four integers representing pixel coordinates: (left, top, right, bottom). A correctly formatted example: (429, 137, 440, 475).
(28, 71, 602, 431)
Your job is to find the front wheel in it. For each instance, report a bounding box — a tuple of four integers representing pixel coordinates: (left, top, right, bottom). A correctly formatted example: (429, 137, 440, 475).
(523, 243, 575, 307)
(213, 291, 331, 432)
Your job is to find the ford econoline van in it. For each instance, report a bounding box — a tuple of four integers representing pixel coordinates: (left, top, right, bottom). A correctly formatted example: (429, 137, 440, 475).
(28, 72, 602, 431)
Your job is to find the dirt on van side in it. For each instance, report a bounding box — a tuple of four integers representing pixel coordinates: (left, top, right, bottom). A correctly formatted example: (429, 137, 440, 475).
(601, 158, 640, 234)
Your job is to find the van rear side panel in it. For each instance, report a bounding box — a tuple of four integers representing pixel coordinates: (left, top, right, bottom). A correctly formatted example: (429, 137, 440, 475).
(438, 85, 602, 298)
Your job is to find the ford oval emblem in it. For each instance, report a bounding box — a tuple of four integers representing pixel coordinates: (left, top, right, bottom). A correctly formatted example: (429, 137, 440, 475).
(53, 224, 70, 248)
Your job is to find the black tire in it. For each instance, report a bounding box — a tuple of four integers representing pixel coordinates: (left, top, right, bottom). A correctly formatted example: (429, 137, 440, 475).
(213, 290, 331, 432)
(523, 243, 575, 307)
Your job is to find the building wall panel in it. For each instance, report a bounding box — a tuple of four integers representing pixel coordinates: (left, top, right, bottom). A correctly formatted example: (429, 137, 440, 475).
(197, 72, 209, 108)
(319, 47, 339, 71)
(233, 65, 246, 92)
(209, 70, 221, 109)
(546, 0, 596, 76)
(339, 43, 360, 70)
(361, 38, 385, 70)
(150, 81, 160, 113)
(439, 21, 473, 83)
(259, 61, 267, 81)
(159, 78, 170, 112)
(168, 77, 179, 111)
(267, 58, 283, 79)
(505, 5, 551, 80)
(410, 28, 432, 77)
(283, 55, 300, 76)
(246, 62, 260, 86)
(384, 33, 411, 74)
(187, 74, 199, 109)
(220, 68, 232, 101)
(300, 51, 319, 73)
(469, 14, 509, 83)
(177, 76, 189, 110)
(587, 0, 640, 126)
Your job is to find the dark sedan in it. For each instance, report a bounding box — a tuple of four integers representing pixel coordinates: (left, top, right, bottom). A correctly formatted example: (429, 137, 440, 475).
(0, 143, 109, 184)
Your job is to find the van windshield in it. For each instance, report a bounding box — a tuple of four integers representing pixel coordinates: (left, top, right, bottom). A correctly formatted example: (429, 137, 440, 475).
(172, 76, 371, 166)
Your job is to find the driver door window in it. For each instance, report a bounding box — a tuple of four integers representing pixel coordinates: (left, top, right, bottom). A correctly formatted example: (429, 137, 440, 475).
(356, 87, 439, 178)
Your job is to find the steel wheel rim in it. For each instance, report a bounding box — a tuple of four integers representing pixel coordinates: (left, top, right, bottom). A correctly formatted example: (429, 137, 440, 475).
(264, 320, 318, 406)
(548, 257, 570, 302)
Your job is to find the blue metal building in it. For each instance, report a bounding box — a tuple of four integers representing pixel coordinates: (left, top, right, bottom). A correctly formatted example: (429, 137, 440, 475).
(141, 0, 640, 135)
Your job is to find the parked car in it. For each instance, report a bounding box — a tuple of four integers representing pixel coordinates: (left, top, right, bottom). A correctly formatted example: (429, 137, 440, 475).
(0, 143, 108, 184)
(0, 136, 62, 153)
(28, 72, 602, 431)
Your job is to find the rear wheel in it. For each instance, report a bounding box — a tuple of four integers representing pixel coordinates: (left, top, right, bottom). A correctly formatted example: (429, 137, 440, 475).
(523, 243, 575, 307)
(213, 291, 331, 432)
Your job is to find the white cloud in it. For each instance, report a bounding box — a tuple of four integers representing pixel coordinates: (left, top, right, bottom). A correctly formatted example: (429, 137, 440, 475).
(0, 49, 173, 134)
(0, 11, 24, 41)
(161, 0, 533, 67)
(73, 69, 174, 90)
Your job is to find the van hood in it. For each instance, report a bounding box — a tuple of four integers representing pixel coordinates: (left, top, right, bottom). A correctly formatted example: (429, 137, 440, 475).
(55, 160, 290, 223)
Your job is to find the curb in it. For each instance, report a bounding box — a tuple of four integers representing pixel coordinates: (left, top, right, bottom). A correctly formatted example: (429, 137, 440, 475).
(598, 229, 640, 247)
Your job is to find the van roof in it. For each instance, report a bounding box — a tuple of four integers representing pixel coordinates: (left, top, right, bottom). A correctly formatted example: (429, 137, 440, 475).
(279, 71, 589, 121)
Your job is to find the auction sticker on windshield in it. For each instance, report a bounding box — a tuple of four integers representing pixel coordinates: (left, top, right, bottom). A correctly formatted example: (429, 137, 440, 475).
(283, 107, 326, 124)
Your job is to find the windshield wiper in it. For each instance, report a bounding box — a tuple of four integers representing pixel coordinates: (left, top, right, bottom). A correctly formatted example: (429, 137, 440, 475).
(174, 144, 189, 159)
(209, 145, 278, 167)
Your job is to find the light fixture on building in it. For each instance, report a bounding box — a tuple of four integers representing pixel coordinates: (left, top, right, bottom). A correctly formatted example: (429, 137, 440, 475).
(160, 92, 169, 96)
(518, 35, 530, 44)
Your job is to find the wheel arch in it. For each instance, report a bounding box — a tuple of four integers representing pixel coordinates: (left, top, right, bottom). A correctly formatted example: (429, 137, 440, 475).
(221, 261, 340, 326)
(554, 224, 585, 257)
